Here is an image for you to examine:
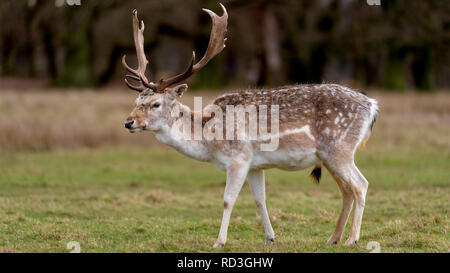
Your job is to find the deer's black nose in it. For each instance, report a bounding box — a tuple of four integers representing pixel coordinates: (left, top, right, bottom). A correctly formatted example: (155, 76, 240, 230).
(125, 120, 134, 129)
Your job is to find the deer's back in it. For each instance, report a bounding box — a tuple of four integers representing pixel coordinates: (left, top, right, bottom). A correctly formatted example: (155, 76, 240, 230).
(210, 84, 378, 170)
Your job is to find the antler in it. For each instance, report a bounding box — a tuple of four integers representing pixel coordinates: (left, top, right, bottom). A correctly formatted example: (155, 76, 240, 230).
(122, 10, 157, 92)
(122, 4, 228, 93)
(152, 3, 228, 92)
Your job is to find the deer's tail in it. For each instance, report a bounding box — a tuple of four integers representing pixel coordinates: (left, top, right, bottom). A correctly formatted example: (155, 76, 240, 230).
(359, 98, 379, 150)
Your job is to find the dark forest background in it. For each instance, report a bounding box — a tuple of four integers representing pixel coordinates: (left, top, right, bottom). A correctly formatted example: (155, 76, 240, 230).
(0, 0, 449, 91)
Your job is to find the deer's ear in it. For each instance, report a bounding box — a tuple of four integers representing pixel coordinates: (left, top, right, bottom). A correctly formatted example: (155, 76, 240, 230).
(169, 84, 188, 99)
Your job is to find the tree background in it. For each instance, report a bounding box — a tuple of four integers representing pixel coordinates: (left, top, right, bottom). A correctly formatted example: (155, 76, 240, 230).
(0, 0, 449, 91)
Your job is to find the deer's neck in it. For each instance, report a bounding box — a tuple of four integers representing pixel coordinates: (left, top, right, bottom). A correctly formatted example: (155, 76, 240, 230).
(154, 102, 211, 162)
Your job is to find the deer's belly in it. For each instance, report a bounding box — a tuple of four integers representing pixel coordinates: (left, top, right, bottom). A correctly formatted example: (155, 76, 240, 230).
(251, 149, 319, 171)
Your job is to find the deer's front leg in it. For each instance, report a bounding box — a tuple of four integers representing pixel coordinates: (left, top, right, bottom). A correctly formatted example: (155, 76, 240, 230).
(213, 161, 249, 248)
(247, 170, 275, 245)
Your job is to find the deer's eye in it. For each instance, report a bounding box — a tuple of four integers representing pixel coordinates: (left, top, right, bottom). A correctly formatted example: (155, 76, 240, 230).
(152, 102, 160, 108)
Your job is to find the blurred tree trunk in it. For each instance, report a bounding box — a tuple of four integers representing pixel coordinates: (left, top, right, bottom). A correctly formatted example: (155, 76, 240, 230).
(54, 9, 93, 86)
(25, 5, 36, 77)
(88, 2, 121, 86)
(412, 46, 434, 91)
(41, 23, 57, 79)
(382, 49, 406, 91)
(72, 1, 122, 86)
(261, 3, 282, 86)
(1, 33, 15, 75)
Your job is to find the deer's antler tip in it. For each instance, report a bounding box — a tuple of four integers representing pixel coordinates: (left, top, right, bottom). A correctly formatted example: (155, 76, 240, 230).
(219, 3, 227, 14)
(202, 4, 228, 19)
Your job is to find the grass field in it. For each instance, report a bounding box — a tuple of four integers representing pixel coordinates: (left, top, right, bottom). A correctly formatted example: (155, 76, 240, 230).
(0, 89, 448, 252)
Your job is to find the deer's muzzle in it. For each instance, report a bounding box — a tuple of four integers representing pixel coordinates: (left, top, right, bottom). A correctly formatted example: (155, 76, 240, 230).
(124, 120, 135, 129)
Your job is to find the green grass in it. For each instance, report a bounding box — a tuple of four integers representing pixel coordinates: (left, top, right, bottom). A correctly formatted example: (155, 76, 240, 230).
(0, 146, 448, 253)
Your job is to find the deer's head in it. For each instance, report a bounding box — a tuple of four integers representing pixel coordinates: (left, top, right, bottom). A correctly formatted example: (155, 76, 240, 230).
(123, 4, 228, 133)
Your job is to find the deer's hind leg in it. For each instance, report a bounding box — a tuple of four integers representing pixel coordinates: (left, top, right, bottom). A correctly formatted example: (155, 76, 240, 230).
(322, 163, 354, 245)
(318, 151, 368, 246)
(344, 164, 369, 245)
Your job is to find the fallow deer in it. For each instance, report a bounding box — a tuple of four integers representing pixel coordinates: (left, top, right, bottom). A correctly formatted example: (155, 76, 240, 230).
(122, 4, 378, 247)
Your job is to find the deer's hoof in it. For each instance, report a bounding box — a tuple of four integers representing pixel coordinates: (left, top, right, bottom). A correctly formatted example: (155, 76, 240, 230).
(326, 236, 340, 245)
(213, 241, 225, 248)
(265, 237, 275, 245)
(343, 238, 358, 246)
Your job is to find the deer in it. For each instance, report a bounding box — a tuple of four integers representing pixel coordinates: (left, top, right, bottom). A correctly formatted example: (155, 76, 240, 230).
(122, 4, 379, 248)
